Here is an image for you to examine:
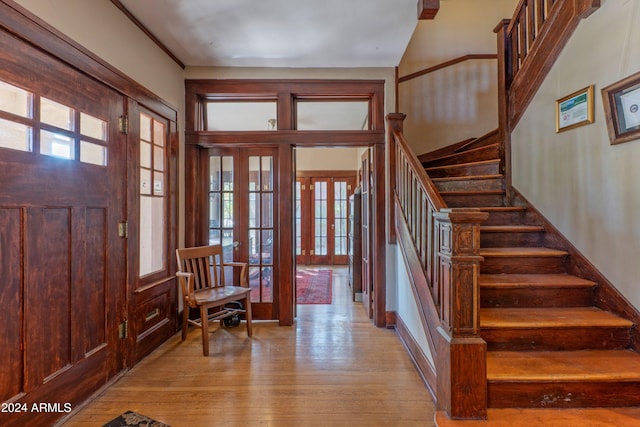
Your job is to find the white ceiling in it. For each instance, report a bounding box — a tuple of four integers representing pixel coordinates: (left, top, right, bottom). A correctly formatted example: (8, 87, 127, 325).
(118, 0, 420, 68)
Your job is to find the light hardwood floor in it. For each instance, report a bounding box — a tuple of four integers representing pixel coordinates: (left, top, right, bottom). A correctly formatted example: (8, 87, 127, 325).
(60, 267, 436, 426)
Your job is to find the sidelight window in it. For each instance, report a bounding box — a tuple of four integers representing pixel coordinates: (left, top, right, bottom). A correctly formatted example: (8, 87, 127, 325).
(139, 112, 167, 277)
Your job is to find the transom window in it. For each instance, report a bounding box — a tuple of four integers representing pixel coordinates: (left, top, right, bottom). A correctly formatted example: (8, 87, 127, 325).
(0, 79, 108, 165)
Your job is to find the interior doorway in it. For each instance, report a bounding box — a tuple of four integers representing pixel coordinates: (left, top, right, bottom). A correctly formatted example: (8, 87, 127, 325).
(294, 147, 366, 306)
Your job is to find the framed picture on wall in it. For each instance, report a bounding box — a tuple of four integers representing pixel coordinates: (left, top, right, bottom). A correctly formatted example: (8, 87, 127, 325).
(602, 70, 640, 145)
(555, 85, 595, 133)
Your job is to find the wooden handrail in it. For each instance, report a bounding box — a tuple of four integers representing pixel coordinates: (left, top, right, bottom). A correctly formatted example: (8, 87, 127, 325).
(398, 54, 497, 83)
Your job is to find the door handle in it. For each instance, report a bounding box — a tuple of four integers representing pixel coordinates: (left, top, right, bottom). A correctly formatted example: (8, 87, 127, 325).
(233, 241, 241, 250)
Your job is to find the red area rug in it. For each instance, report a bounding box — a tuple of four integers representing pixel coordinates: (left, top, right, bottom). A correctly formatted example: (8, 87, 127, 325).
(296, 268, 332, 304)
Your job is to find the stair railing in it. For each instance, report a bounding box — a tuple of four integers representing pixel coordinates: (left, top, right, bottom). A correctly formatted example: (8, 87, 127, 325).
(496, 0, 600, 130)
(388, 113, 488, 419)
(495, 0, 600, 200)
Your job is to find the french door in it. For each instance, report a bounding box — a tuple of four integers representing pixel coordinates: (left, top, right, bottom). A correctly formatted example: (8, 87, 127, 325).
(296, 174, 356, 265)
(208, 147, 278, 319)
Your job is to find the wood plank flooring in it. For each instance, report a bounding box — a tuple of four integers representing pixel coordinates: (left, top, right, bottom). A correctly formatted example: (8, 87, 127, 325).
(58, 267, 436, 427)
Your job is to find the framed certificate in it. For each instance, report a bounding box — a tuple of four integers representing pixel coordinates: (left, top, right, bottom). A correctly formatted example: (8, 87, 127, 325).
(556, 85, 594, 133)
(602, 71, 640, 145)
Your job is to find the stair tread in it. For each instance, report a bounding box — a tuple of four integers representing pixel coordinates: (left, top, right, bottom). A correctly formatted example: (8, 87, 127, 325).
(423, 143, 499, 164)
(478, 206, 527, 212)
(487, 350, 640, 381)
(480, 274, 596, 288)
(432, 174, 503, 182)
(481, 225, 544, 233)
(425, 158, 499, 171)
(440, 189, 505, 196)
(481, 247, 568, 257)
(481, 307, 633, 328)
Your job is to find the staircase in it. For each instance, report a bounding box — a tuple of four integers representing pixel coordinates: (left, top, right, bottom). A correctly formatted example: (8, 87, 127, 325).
(423, 133, 640, 411)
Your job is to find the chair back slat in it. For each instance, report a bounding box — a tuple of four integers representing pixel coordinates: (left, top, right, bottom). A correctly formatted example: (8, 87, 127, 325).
(176, 245, 227, 291)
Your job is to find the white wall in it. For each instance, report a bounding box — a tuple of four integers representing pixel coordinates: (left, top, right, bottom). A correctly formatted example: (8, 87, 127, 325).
(398, 0, 518, 154)
(296, 148, 361, 171)
(512, 0, 640, 309)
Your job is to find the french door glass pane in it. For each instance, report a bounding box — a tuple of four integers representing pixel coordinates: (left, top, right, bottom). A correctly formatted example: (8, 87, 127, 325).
(248, 155, 274, 302)
(314, 181, 328, 256)
(295, 181, 302, 256)
(209, 155, 234, 260)
(334, 181, 348, 256)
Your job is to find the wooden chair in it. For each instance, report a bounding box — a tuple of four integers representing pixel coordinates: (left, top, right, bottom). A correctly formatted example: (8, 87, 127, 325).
(175, 245, 252, 356)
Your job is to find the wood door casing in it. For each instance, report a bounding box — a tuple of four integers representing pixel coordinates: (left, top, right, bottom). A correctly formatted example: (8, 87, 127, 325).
(185, 79, 386, 327)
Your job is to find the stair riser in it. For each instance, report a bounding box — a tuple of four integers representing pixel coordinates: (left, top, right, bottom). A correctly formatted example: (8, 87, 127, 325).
(481, 257, 566, 274)
(482, 210, 538, 226)
(481, 287, 594, 308)
(426, 161, 500, 178)
(423, 144, 499, 168)
(488, 381, 640, 408)
(482, 328, 631, 351)
(443, 194, 505, 208)
(481, 232, 544, 247)
(435, 178, 503, 192)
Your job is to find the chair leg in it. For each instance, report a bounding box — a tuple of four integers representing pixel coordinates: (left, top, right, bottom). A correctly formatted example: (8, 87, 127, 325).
(245, 296, 253, 337)
(200, 305, 209, 356)
(182, 304, 189, 341)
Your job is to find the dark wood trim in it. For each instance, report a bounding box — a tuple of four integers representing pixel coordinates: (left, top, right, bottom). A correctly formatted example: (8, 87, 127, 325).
(185, 79, 387, 327)
(510, 188, 640, 352)
(187, 131, 384, 147)
(373, 143, 387, 327)
(418, 0, 440, 20)
(110, 0, 185, 69)
(296, 170, 358, 178)
(398, 54, 497, 83)
(394, 66, 399, 113)
(395, 315, 438, 402)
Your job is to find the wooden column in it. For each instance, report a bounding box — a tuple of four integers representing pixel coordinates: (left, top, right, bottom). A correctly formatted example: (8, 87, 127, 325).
(434, 209, 488, 419)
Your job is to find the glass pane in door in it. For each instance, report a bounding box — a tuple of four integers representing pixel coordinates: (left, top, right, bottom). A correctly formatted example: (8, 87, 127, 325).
(334, 181, 348, 256)
(248, 155, 273, 303)
(314, 181, 328, 256)
(209, 155, 234, 264)
(295, 181, 302, 256)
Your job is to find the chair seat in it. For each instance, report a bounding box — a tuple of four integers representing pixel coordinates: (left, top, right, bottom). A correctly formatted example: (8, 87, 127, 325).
(193, 285, 251, 306)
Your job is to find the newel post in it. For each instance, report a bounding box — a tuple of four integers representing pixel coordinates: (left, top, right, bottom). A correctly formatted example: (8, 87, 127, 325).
(434, 208, 488, 419)
(386, 113, 406, 244)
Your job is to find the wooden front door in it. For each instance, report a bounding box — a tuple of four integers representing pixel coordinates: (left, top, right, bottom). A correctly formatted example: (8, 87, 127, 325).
(0, 32, 126, 426)
(208, 147, 278, 320)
